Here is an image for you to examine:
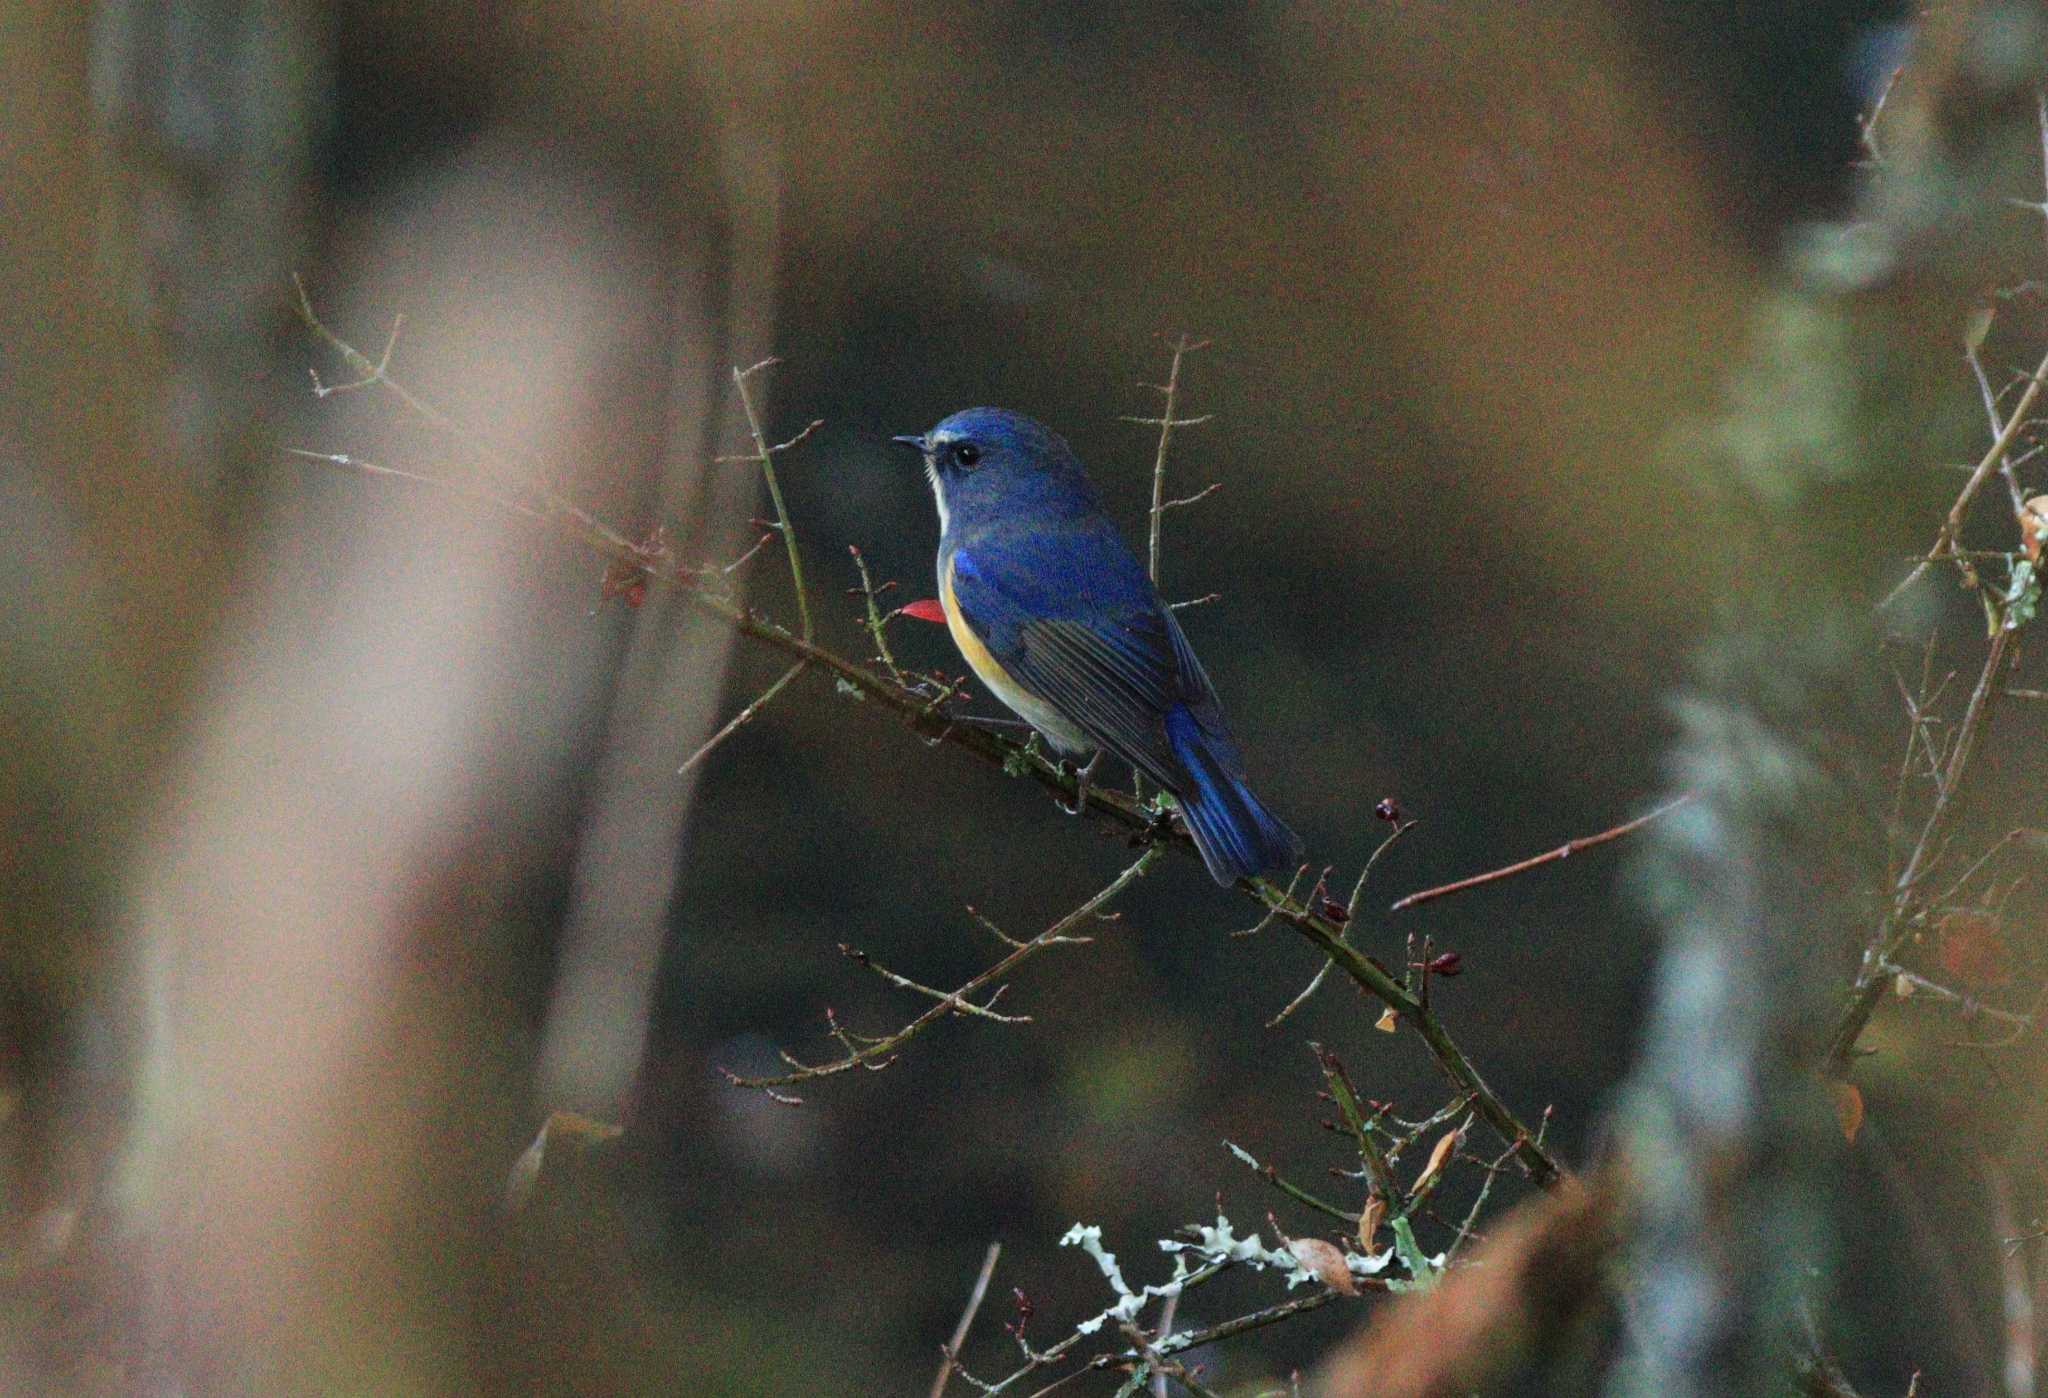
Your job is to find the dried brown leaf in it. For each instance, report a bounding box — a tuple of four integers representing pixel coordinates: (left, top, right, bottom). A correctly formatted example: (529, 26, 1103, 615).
(1289, 1237, 1358, 1296)
(1359, 1194, 1387, 1252)
(1412, 1128, 1460, 1196)
(1829, 1081, 1864, 1145)
(2024, 495, 2048, 565)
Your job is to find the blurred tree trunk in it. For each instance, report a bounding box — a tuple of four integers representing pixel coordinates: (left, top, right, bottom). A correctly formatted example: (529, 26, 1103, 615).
(37, 2, 778, 1389)
(1612, 6, 2048, 1389)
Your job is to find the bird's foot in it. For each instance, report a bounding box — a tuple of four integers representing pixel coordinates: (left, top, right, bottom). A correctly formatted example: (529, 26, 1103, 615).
(1057, 750, 1104, 815)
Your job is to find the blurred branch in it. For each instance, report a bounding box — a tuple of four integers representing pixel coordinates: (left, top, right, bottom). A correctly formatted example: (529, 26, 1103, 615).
(1314, 1171, 1616, 1397)
(932, 1242, 1003, 1398)
(1884, 89, 2048, 607)
(1988, 1163, 2036, 1398)
(1829, 516, 2023, 1077)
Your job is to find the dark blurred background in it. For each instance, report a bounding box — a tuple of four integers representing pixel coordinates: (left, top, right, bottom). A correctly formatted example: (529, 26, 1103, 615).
(13, 0, 2048, 1392)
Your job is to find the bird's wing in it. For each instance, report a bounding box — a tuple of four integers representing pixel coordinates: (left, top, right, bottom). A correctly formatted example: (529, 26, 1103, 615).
(949, 526, 1218, 787)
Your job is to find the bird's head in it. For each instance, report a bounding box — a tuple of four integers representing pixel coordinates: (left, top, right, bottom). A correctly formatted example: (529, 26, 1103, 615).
(892, 408, 1096, 534)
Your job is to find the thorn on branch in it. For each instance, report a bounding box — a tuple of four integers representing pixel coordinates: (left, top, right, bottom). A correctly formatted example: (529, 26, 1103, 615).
(717, 531, 776, 576)
(771, 418, 826, 455)
(1159, 481, 1223, 511)
(1232, 865, 1306, 938)
(1390, 794, 1690, 912)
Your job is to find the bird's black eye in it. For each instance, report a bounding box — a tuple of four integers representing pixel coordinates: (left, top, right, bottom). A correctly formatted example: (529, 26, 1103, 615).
(953, 442, 982, 468)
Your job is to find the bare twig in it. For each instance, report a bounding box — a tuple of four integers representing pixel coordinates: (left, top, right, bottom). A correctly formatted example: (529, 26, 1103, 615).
(1120, 1320, 1223, 1398)
(1266, 817, 1416, 1027)
(1152, 1289, 1340, 1354)
(1313, 1046, 1401, 1211)
(1986, 1161, 2039, 1398)
(849, 545, 908, 685)
(723, 849, 1159, 1095)
(1881, 965, 2034, 1029)
(281, 447, 546, 522)
(295, 275, 580, 514)
(1125, 332, 1213, 586)
(1966, 342, 2033, 518)
(1125, 333, 1214, 803)
(1827, 628, 2017, 1075)
(677, 660, 806, 775)
(1885, 341, 2048, 606)
(1226, 1141, 1358, 1226)
(1232, 865, 1306, 938)
(1390, 795, 1692, 913)
(931, 1242, 1003, 1398)
(1158, 482, 1223, 513)
(729, 360, 815, 642)
(718, 531, 776, 576)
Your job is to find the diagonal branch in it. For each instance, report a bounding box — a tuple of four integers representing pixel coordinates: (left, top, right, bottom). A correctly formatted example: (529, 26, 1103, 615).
(292, 292, 1566, 1188)
(722, 849, 1159, 1098)
(1884, 342, 2048, 606)
(1390, 796, 1693, 913)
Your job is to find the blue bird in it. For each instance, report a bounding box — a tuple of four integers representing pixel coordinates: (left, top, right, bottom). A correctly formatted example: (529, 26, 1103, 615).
(892, 409, 1303, 885)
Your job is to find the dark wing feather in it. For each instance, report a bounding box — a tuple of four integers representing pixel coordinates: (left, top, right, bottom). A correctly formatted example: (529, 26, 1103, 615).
(949, 530, 1213, 787)
(1011, 615, 1186, 787)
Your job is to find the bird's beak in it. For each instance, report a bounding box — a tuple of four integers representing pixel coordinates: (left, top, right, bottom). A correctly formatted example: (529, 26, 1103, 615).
(890, 433, 929, 455)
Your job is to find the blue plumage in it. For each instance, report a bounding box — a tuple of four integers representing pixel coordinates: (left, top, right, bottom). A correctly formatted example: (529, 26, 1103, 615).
(894, 408, 1302, 885)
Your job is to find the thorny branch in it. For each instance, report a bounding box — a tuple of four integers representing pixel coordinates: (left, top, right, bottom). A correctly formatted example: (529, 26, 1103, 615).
(1124, 332, 1215, 587)
(1885, 97, 2048, 605)
(1829, 573, 2024, 1075)
(1389, 795, 1693, 913)
(1125, 332, 1216, 803)
(720, 849, 1159, 1100)
(1827, 114, 2048, 1074)
(1262, 814, 1417, 1029)
(290, 290, 1565, 1183)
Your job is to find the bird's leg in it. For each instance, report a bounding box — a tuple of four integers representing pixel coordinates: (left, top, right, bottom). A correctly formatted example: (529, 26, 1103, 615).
(1056, 749, 1104, 815)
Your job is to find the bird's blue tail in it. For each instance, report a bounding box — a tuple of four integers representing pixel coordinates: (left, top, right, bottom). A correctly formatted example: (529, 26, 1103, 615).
(1165, 706, 1304, 886)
